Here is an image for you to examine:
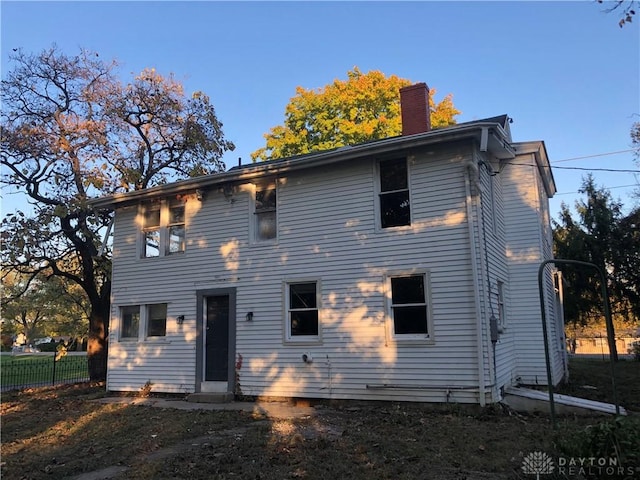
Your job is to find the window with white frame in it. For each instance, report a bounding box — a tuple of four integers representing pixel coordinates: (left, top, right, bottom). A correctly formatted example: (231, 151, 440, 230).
(254, 184, 277, 241)
(141, 199, 185, 258)
(147, 303, 168, 337)
(379, 158, 411, 228)
(167, 201, 185, 254)
(119, 303, 168, 340)
(142, 205, 161, 257)
(497, 281, 506, 329)
(387, 273, 431, 339)
(120, 305, 140, 339)
(285, 281, 320, 342)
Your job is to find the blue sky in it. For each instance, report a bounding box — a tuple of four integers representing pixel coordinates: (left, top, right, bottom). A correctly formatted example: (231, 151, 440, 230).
(1, 1, 639, 219)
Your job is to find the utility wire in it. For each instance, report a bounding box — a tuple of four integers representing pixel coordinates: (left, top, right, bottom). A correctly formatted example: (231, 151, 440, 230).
(551, 149, 635, 164)
(555, 184, 638, 196)
(504, 162, 639, 173)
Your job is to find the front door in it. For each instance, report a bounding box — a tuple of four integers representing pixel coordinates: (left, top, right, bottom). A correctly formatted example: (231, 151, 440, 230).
(205, 295, 229, 382)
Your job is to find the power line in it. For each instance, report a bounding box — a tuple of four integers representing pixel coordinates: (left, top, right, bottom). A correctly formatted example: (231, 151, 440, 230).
(553, 165, 639, 173)
(505, 162, 640, 173)
(551, 149, 635, 164)
(555, 184, 638, 196)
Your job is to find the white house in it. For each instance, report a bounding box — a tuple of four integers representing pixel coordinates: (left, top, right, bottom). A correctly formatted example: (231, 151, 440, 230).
(91, 83, 566, 405)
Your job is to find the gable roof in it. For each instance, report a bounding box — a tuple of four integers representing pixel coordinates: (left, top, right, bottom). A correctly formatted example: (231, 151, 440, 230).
(90, 115, 550, 210)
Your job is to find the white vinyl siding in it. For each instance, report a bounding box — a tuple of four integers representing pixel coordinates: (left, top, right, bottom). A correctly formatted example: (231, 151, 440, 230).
(106, 135, 561, 400)
(106, 142, 504, 403)
(501, 147, 563, 387)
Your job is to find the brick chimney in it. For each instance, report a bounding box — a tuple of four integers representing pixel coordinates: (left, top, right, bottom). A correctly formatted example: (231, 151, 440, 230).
(400, 83, 431, 135)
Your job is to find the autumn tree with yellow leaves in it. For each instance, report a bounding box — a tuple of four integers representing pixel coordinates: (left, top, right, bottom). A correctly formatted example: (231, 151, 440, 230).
(252, 67, 460, 161)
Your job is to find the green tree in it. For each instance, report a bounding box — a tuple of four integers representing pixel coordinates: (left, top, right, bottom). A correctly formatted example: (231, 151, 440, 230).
(553, 176, 639, 336)
(0, 270, 88, 342)
(251, 67, 460, 161)
(1, 46, 234, 379)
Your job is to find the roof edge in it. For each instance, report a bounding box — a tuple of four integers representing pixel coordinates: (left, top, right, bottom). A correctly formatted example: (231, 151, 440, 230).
(90, 118, 515, 210)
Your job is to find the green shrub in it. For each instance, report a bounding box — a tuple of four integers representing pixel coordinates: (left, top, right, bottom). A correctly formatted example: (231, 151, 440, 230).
(556, 416, 640, 476)
(628, 341, 640, 361)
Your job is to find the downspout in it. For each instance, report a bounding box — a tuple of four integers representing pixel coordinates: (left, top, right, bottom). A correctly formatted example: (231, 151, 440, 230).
(464, 158, 486, 406)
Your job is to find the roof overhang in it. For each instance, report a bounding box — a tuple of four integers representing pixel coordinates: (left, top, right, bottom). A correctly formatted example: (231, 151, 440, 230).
(512, 141, 557, 198)
(90, 120, 517, 210)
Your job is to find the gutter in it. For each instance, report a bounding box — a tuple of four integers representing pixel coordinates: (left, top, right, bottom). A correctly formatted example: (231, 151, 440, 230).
(464, 157, 487, 407)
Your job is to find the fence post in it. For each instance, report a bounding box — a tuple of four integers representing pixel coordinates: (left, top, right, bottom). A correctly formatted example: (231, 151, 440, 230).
(52, 353, 57, 386)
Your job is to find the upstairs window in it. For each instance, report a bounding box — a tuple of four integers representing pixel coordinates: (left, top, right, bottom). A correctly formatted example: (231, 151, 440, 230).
(387, 273, 431, 340)
(140, 199, 186, 258)
(254, 184, 277, 241)
(167, 201, 185, 254)
(143, 206, 161, 257)
(379, 158, 411, 228)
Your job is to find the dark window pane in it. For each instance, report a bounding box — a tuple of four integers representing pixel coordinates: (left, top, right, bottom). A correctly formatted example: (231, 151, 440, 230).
(256, 188, 276, 211)
(380, 158, 407, 192)
(391, 276, 425, 304)
(393, 306, 428, 334)
(290, 283, 317, 309)
(380, 191, 410, 228)
(144, 208, 160, 228)
(121, 306, 140, 338)
(290, 310, 319, 336)
(169, 204, 184, 224)
(147, 304, 167, 337)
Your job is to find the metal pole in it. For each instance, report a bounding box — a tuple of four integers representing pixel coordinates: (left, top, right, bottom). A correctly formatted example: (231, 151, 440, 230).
(52, 353, 57, 386)
(538, 258, 621, 429)
(538, 261, 556, 428)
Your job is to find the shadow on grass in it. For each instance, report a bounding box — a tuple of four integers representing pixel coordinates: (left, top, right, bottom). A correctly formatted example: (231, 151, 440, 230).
(2, 356, 639, 480)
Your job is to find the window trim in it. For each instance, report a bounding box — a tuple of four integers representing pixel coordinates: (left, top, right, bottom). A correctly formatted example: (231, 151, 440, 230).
(139, 198, 186, 259)
(496, 280, 506, 331)
(283, 278, 322, 345)
(384, 271, 434, 343)
(119, 305, 141, 341)
(146, 303, 168, 338)
(374, 157, 413, 231)
(250, 181, 278, 245)
(118, 303, 170, 342)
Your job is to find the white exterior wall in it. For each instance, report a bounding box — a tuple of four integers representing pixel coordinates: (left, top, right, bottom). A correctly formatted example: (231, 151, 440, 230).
(107, 142, 492, 403)
(501, 151, 563, 386)
(474, 152, 516, 397)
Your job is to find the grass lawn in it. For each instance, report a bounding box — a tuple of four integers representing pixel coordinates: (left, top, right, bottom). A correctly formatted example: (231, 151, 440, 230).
(0, 354, 89, 389)
(1, 358, 638, 480)
(555, 356, 640, 412)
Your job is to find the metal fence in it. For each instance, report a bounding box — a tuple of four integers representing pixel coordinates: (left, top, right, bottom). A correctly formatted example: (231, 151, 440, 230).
(0, 353, 90, 392)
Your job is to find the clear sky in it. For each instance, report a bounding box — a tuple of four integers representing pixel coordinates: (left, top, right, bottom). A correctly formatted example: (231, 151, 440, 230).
(1, 1, 639, 220)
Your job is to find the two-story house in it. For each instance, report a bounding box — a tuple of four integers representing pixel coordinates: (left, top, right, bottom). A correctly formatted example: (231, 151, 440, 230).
(91, 83, 566, 405)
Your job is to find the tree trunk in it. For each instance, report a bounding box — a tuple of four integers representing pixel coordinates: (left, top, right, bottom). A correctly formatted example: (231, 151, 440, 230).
(87, 304, 109, 381)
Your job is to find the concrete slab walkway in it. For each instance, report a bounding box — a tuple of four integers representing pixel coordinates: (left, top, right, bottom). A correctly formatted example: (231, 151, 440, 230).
(94, 396, 317, 419)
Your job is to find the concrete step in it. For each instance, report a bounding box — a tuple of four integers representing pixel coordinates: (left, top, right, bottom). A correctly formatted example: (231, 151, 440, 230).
(187, 392, 234, 404)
